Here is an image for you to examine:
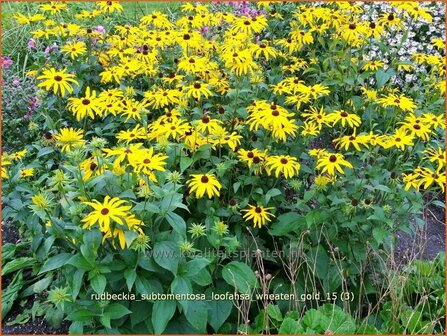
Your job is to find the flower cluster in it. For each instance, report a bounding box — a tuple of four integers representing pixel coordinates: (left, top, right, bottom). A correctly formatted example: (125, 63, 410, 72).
(1, 2, 445, 333)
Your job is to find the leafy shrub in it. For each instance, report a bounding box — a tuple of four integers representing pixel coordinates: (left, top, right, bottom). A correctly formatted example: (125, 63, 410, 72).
(1, 1, 445, 334)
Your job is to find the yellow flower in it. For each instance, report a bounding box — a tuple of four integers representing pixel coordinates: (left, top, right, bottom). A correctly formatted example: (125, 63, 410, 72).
(362, 60, 384, 71)
(316, 153, 353, 176)
(97, 1, 123, 14)
(301, 106, 331, 129)
(314, 174, 335, 188)
(327, 110, 362, 128)
(309, 148, 329, 159)
(9, 149, 28, 160)
(301, 121, 320, 137)
(242, 205, 275, 228)
(37, 68, 78, 97)
(415, 167, 445, 193)
(20, 168, 34, 178)
(40, 2, 67, 14)
(79, 157, 105, 180)
(221, 49, 258, 76)
(377, 93, 416, 113)
(360, 87, 378, 101)
(237, 148, 268, 170)
(61, 41, 87, 59)
(194, 115, 222, 134)
(183, 82, 213, 100)
(129, 148, 168, 180)
(141, 11, 174, 29)
(398, 115, 432, 141)
(423, 147, 446, 168)
(421, 113, 445, 130)
(431, 38, 445, 50)
(265, 155, 300, 179)
(116, 125, 147, 144)
(144, 88, 181, 109)
(333, 129, 369, 151)
(230, 15, 268, 34)
(54, 128, 85, 152)
(82, 196, 132, 233)
(382, 129, 414, 150)
(250, 41, 277, 61)
(68, 87, 105, 120)
(396, 62, 415, 72)
(186, 174, 222, 199)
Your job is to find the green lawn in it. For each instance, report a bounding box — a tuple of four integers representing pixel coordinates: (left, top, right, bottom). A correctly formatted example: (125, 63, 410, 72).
(1, 2, 182, 57)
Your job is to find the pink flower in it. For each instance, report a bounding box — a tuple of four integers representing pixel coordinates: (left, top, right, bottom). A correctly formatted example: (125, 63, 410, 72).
(1, 56, 13, 68)
(94, 25, 106, 34)
(28, 38, 37, 49)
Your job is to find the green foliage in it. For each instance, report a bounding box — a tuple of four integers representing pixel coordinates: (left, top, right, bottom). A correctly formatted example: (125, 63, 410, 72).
(1, 1, 445, 335)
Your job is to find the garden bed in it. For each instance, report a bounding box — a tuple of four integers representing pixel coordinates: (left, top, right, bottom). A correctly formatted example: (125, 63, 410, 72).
(1, 1, 445, 335)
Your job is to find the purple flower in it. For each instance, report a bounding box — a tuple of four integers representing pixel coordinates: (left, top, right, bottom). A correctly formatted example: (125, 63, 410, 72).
(94, 25, 106, 34)
(13, 77, 20, 86)
(44, 43, 58, 55)
(1, 56, 13, 69)
(28, 38, 37, 49)
(200, 26, 210, 37)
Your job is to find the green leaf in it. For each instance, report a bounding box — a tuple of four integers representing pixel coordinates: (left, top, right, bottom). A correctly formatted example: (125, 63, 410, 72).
(306, 247, 329, 280)
(302, 309, 322, 330)
(153, 241, 181, 275)
(171, 276, 192, 313)
(2, 271, 23, 318)
(270, 212, 304, 236)
(372, 227, 386, 245)
(205, 287, 233, 332)
(66, 309, 95, 322)
(165, 212, 186, 237)
(124, 231, 139, 248)
(118, 190, 136, 199)
(185, 258, 210, 277)
(45, 306, 64, 328)
(90, 274, 106, 294)
(267, 304, 283, 321)
(32, 276, 53, 294)
(222, 261, 257, 294)
(80, 244, 96, 265)
(37, 147, 54, 158)
(38, 253, 72, 274)
(2, 257, 35, 276)
(69, 321, 84, 334)
(375, 69, 394, 88)
(67, 254, 94, 271)
(185, 300, 208, 333)
(100, 315, 111, 329)
(135, 275, 152, 295)
(124, 269, 137, 291)
(104, 303, 132, 319)
(72, 269, 85, 300)
(151, 300, 176, 334)
(265, 188, 282, 203)
(279, 317, 303, 334)
(180, 157, 193, 173)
